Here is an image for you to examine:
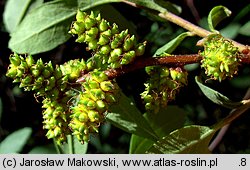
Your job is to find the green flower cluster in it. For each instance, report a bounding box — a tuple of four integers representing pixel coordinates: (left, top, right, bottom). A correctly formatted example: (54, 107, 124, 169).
(69, 10, 146, 70)
(141, 66, 188, 114)
(6, 53, 120, 144)
(69, 70, 120, 143)
(42, 97, 71, 144)
(6, 53, 68, 99)
(201, 34, 240, 81)
(6, 53, 88, 144)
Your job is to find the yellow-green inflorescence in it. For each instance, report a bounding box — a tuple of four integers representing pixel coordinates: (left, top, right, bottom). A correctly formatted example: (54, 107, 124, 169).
(141, 65, 188, 114)
(69, 10, 146, 70)
(6, 53, 88, 144)
(200, 34, 240, 81)
(6, 10, 146, 144)
(69, 70, 120, 143)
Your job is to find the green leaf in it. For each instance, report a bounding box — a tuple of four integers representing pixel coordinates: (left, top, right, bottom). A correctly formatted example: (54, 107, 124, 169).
(153, 0, 181, 14)
(27, 0, 44, 13)
(153, 32, 194, 56)
(29, 144, 57, 154)
(195, 76, 242, 109)
(8, 0, 124, 55)
(8, 0, 77, 55)
(107, 92, 158, 141)
(239, 21, 250, 36)
(208, 6, 231, 32)
(58, 135, 88, 154)
(126, 0, 167, 13)
(78, 0, 121, 11)
(130, 106, 186, 153)
(93, 4, 137, 36)
(220, 23, 241, 39)
(147, 125, 215, 154)
(0, 127, 32, 153)
(3, 0, 32, 33)
(232, 4, 250, 22)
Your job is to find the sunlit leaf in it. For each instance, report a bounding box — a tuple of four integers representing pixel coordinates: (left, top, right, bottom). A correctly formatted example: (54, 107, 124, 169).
(3, 0, 32, 33)
(8, 0, 123, 55)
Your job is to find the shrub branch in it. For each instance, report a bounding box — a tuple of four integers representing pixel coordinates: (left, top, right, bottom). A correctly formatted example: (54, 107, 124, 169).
(104, 53, 250, 79)
(122, 0, 248, 52)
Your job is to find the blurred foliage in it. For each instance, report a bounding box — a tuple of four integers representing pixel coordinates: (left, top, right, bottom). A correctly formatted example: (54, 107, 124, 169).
(0, 0, 250, 154)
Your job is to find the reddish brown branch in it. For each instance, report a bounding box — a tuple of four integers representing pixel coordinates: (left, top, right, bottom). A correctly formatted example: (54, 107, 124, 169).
(105, 54, 202, 79)
(105, 53, 250, 79)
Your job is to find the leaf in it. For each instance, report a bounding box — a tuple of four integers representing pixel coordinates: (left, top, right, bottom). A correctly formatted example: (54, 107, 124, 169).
(29, 144, 57, 154)
(126, 0, 167, 13)
(0, 127, 32, 153)
(78, 0, 121, 11)
(58, 135, 88, 154)
(147, 125, 215, 154)
(195, 76, 242, 109)
(153, 32, 194, 56)
(71, 136, 88, 154)
(129, 106, 186, 153)
(232, 4, 250, 22)
(8, 0, 77, 55)
(93, 4, 137, 36)
(106, 92, 158, 141)
(3, 0, 32, 33)
(220, 23, 241, 39)
(208, 6, 231, 32)
(8, 0, 124, 55)
(239, 21, 250, 36)
(153, 0, 181, 14)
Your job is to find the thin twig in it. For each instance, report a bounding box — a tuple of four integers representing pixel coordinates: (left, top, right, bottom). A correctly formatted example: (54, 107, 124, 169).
(122, 0, 248, 52)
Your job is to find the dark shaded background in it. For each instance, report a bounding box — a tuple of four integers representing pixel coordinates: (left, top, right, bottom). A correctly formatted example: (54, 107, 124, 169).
(0, 0, 250, 153)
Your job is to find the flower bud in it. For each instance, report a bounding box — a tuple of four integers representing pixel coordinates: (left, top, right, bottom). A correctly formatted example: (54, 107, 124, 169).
(6, 67, 17, 78)
(99, 19, 109, 32)
(111, 23, 119, 34)
(87, 39, 98, 50)
(88, 110, 100, 122)
(84, 17, 96, 30)
(76, 34, 86, 43)
(10, 54, 22, 66)
(135, 41, 146, 56)
(45, 76, 56, 91)
(98, 34, 110, 45)
(25, 55, 34, 67)
(120, 50, 136, 65)
(76, 10, 86, 21)
(99, 45, 111, 55)
(100, 81, 115, 92)
(78, 112, 89, 123)
(123, 35, 135, 51)
(90, 89, 106, 100)
(73, 21, 85, 34)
